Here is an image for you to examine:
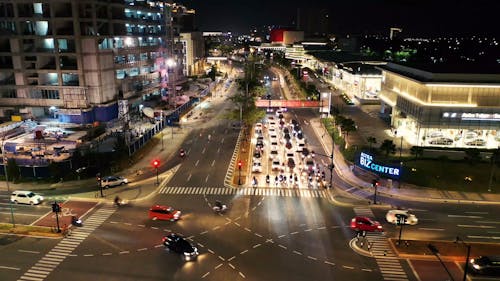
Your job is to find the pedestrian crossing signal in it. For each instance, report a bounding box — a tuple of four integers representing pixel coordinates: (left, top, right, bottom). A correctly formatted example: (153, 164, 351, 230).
(238, 160, 242, 170)
(152, 159, 160, 168)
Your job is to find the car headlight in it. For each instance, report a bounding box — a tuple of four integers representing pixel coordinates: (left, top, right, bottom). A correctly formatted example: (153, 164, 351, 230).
(472, 264, 480, 270)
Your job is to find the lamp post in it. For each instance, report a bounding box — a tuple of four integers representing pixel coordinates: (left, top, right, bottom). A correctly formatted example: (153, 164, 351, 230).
(1, 139, 15, 227)
(153, 159, 160, 185)
(238, 160, 242, 186)
(455, 236, 471, 281)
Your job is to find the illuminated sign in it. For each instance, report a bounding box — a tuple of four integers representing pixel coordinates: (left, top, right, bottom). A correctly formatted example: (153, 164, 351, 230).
(442, 112, 500, 121)
(358, 152, 401, 178)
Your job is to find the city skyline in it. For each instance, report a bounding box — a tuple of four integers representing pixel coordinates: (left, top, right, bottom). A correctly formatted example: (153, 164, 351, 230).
(182, 0, 500, 36)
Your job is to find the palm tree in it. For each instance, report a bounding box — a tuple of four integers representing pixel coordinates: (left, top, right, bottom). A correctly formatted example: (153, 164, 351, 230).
(367, 136, 377, 151)
(380, 139, 396, 156)
(340, 118, 356, 138)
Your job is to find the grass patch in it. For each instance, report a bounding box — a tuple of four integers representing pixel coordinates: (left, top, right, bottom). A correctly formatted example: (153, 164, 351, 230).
(0, 223, 60, 237)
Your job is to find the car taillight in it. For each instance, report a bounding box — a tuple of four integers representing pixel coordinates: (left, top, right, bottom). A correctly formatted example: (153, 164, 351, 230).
(162, 237, 167, 243)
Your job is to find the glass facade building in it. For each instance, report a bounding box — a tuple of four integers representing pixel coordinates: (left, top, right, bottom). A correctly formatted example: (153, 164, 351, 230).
(378, 63, 500, 149)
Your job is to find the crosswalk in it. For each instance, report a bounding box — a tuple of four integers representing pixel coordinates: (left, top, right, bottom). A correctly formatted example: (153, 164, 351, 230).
(158, 186, 327, 198)
(17, 204, 116, 281)
(354, 207, 409, 281)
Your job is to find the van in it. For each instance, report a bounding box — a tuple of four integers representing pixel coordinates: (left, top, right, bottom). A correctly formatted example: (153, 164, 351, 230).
(469, 256, 500, 276)
(11, 191, 44, 205)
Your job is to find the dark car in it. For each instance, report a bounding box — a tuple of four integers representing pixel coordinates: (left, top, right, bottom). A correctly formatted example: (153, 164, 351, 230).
(469, 256, 500, 276)
(253, 150, 262, 159)
(256, 140, 264, 148)
(162, 233, 199, 261)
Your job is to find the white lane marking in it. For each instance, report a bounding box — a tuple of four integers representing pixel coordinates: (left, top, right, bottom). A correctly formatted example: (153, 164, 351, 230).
(195, 160, 200, 167)
(205, 175, 209, 183)
(278, 234, 286, 238)
(240, 250, 248, 255)
(239, 272, 246, 278)
(324, 261, 335, 266)
(137, 248, 147, 251)
(218, 256, 225, 261)
(290, 231, 299, 235)
(215, 263, 223, 269)
(234, 222, 241, 227)
(362, 268, 372, 272)
(211, 160, 216, 167)
(155, 244, 163, 248)
(229, 263, 235, 269)
(317, 226, 326, 230)
(457, 225, 495, 229)
(228, 256, 236, 261)
(187, 174, 192, 182)
(278, 244, 287, 250)
(418, 228, 445, 231)
(304, 228, 312, 232)
(244, 227, 251, 232)
(488, 231, 500, 234)
(18, 250, 40, 254)
(213, 226, 220, 230)
(202, 272, 210, 278)
(200, 230, 208, 235)
(0, 266, 20, 270)
(254, 233, 263, 238)
(342, 265, 354, 269)
(293, 250, 302, 255)
(465, 212, 488, 214)
(197, 243, 205, 248)
(467, 235, 500, 240)
(119, 251, 129, 254)
(307, 256, 317, 261)
(207, 249, 215, 254)
(253, 244, 261, 249)
(102, 253, 112, 256)
(448, 215, 482, 218)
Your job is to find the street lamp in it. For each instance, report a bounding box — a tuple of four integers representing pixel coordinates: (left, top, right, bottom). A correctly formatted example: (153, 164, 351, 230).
(237, 160, 242, 186)
(152, 159, 160, 185)
(455, 236, 471, 281)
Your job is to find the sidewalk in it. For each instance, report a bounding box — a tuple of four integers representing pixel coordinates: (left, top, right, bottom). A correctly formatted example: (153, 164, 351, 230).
(310, 118, 500, 205)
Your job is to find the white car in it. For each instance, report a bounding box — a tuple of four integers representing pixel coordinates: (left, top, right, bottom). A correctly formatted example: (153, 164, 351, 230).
(11, 191, 44, 205)
(252, 162, 263, 173)
(271, 160, 281, 171)
(385, 210, 418, 225)
(101, 176, 128, 188)
(269, 150, 279, 160)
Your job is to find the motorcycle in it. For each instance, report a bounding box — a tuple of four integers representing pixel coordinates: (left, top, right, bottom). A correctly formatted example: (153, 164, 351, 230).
(179, 149, 186, 158)
(71, 216, 83, 227)
(114, 197, 128, 207)
(213, 201, 228, 213)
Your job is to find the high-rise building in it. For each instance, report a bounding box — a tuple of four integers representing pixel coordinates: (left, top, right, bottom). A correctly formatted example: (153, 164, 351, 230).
(0, 0, 181, 124)
(296, 7, 331, 37)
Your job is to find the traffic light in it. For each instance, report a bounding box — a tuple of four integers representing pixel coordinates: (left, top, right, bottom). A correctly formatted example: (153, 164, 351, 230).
(238, 160, 242, 170)
(395, 214, 407, 226)
(372, 179, 379, 187)
(152, 159, 160, 168)
(52, 202, 61, 213)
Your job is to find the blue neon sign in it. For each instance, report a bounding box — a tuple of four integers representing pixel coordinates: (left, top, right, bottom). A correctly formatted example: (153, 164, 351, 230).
(358, 152, 401, 178)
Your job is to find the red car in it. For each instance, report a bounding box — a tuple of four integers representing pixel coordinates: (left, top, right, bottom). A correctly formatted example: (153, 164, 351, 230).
(350, 216, 383, 232)
(149, 205, 181, 221)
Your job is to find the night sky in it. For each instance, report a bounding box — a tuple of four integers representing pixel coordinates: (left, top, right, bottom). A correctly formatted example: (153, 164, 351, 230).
(180, 0, 500, 36)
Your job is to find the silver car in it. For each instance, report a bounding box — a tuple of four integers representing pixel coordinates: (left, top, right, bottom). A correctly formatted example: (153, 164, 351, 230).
(101, 176, 128, 188)
(385, 210, 418, 225)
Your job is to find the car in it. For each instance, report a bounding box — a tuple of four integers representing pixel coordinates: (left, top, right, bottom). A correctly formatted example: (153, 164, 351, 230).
(296, 143, 306, 152)
(286, 152, 295, 159)
(466, 139, 486, 146)
(252, 162, 263, 173)
(272, 76, 278, 81)
(287, 158, 295, 169)
(270, 134, 278, 140)
(269, 127, 277, 134)
(304, 159, 316, 172)
(385, 210, 418, 225)
(269, 121, 277, 128)
(254, 128, 262, 137)
(271, 160, 281, 170)
(10, 191, 44, 205)
(255, 122, 263, 130)
(429, 137, 453, 145)
(275, 110, 283, 117)
(350, 216, 383, 232)
(269, 150, 279, 160)
(101, 176, 128, 188)
(253, 150, 262, 159)
(162, 232, 199, 261)
(469, 256, 500, 276)
(256, 140, 264, 148)
(464, 131, 478, 140)
(149, 205, 181, 221)
(270, 141, 279, 150)
(427, 131, 444, 138)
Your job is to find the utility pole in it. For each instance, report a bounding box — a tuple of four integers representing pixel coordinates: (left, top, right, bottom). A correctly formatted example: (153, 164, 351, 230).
(1, 139, 15, 227)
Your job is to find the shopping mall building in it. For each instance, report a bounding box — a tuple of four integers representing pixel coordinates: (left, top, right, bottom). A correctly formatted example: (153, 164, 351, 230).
(377, 63, 500, 149)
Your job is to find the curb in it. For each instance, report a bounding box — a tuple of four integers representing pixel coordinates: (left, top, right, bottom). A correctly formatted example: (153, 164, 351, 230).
(349, 237, 373, 258)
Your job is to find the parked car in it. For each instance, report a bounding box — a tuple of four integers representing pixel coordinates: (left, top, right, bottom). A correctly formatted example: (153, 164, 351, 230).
(429, 137, 453, 145)
(252, 161, 263, 173)
(385, 210, 418, 225)
(271, 160, 281, 171)
(162, 232, 199, 261)
(427, 131, 444, 138)
(10, 191, 44, 205)
(350, 216, 383, 232)
(466, 139, 486, 146)
(149, 205, 181, 221)
(256, 140, 264, 148)
(101, 176, 128, 188)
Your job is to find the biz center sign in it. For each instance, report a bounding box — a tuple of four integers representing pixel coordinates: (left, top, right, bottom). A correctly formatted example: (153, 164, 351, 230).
(358, 152, 401, 179)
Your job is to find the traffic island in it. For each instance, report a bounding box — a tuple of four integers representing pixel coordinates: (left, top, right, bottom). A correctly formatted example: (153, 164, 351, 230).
(232, 131, 251, 187)
(389, 238, 500, 260)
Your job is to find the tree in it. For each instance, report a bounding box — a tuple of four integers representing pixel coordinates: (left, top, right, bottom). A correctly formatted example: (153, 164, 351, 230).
(367, 136, 377, 151)
(6, 158, 19, 182)
(410, 146, 424, 160)
(340, 118, 356, 138)
(380, 139, 396, 156)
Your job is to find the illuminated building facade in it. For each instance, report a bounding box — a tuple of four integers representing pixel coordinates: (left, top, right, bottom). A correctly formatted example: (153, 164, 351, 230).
(0, 0, 183, 123)
(378, 63, 500, 149)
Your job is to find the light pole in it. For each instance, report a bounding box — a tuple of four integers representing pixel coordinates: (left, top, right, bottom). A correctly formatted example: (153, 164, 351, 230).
(455, 236, 471, 281)
(1, 139, 15, 227)
(153, 159, 160, 185)
(238, 160, 242, 186)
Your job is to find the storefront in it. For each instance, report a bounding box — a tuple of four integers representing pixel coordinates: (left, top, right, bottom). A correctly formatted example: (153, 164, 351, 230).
(378, 63, 500, 149)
